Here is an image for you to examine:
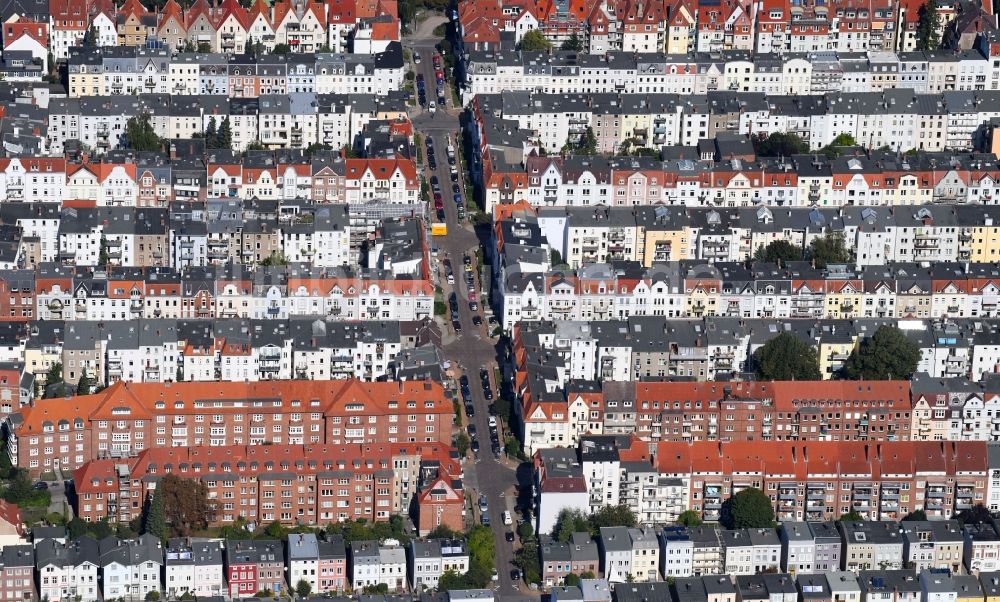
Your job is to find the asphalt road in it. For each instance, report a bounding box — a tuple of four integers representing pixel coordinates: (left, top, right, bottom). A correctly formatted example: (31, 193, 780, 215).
(404, 19, 539, 602)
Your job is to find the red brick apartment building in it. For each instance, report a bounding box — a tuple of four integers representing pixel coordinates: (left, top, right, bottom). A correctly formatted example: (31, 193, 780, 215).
(650, 439, 988, 523)
(73, 441, 464, 529)
(7, 379, 453, 476)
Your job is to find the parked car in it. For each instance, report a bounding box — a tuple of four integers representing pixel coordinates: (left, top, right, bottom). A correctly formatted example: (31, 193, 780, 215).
(471, 439, 480, 453)
(479, 495, 488, 511)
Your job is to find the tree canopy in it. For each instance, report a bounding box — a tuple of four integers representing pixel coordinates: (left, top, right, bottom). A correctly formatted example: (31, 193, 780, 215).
(752, 332, 822, 381)
(842, 325, 921, 380)
(677, 510, 703, 527)
(956, 503, 994, 525)
(520, 30, 552, 52)
(755, 240, 804, 264)
(560, 33, 583, 51)
(753, 132, 809, 157)
(721, 487, 775, 529)
(916, 0, 942, 50)
(840, 510, 865, 521)
(808, 231, 852, 268)
(143, 488, 166, 539)
(157, 473, 212, 536)
(564, 127, 598, 156)
(125, 113, 164, 152)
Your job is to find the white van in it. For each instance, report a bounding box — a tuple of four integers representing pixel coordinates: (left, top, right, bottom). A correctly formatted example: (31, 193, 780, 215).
(502, 510, 512, 525)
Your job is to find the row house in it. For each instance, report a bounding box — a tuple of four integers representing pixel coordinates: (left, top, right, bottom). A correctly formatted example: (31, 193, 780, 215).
(512, 314, 1000, 398)
(541, 533, 600, 587)
(498, 152, 1000, 216)
(286, 533, 348, 594)
(471, 89, 1000, 171)
(537, 437, 993, 526)
(497, 259, 1000, 336)
(50, 90, 406, 154)
(349, 540, 406, 591)
(10, 378, 453, 475)
(581, 521, 998, 583)
(456, 0, 986, 56)
(12, 149, 417, 207)
(45, 0, 397, 57)
(464, 45, 999, 100)
(97, 535, 163, 601)
(72, 440, 462, 531)
(408, 539, 470, 591)
(164, 540, 225, 598)
(21, 533, 482, 600)
(226, 540, 284, 598)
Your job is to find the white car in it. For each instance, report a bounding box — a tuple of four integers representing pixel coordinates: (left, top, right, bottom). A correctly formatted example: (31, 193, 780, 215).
(488, 416, 497, 428)
(429, 101, 437, 114)
(413, 52, 421, 63)
(503, 510, 512, 525)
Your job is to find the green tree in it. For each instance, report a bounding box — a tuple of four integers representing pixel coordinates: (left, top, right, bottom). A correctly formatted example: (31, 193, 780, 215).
(753, 132, 809, 157)
(842, 325, 921, 380)
(519, 29, 552, 52)
(956, 504, 994, 525)
(437, 569, 470, 592)
(304, 143, 333, 156)
(580, 571, 596, 579)
(554, 508, 591, 542)
(99, 237, 110, 266)
(76, 370, 92, 395)
(205, 116, 218, 148)
(504, 435, 521, 459)
(564, 573, 581, 587)
(808, 231, 852, 268)
(46, 362, 63, 386)
(455, 433, 471, 457)
(721, 487, 775, 529)
(902, 510, 928, 522)
(125, 113, 164, 152)
(427, 525, 459, 539)
(143, 489, 167, 539)
(754, 240, 803, 264)
(840, 510, 865, 521)
(83, 26, 98, 47)
(752, 332, 822, 381)
(263, 520, 287, 539)
(467, 524, 495, 577)
(295, 580, 311, 598)
(362, 584, 389, 595)
(577, 127, 598, 155)
(145, 591, 160, 601)
(677, 510, 703, 527)
(196, 42, 212, 53)
(590, 505, 637, 530)
(916, 0, 941, 50)
(218, 117, 232, 149)
(260, 251, 288, 266)
(517, 521, 534, 541)
(820, 133, 859, 157)
(515, 542, 541, 584)
(272, 43, 292, 54)
(561, 33, 583, 51)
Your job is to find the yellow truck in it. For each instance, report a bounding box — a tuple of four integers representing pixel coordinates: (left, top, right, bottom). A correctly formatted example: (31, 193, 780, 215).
(431, 223, 448, 236)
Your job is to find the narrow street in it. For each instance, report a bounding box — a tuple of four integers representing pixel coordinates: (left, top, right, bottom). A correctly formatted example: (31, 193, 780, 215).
(404, 18, 538, 602)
